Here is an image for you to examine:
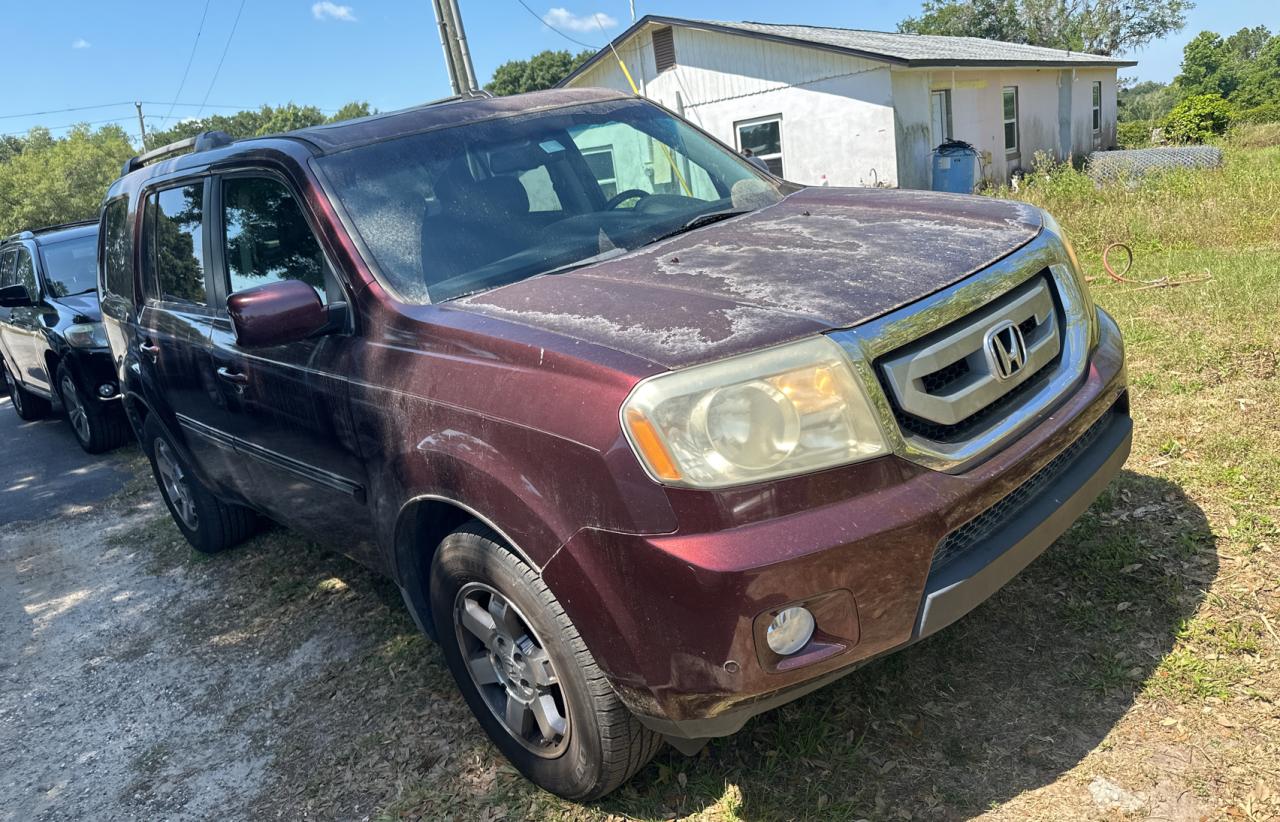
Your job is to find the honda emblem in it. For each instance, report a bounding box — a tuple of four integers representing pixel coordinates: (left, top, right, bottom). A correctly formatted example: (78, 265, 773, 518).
(984, 321, 1028, 381)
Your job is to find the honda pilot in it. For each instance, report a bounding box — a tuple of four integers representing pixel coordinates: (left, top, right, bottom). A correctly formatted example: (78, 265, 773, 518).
(98, 89, 1130, 800)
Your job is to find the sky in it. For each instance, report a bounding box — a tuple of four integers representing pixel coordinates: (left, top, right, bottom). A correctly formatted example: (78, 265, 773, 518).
(1, 0, 1275, 143)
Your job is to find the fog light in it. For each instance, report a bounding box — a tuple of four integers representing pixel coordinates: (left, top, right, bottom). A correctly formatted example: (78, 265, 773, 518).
(97, 383, 116, 398)
(766, 606, 815, 656)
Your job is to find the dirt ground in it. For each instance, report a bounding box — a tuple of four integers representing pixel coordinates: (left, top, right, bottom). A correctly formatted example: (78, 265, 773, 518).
(0, 459, 476, 821)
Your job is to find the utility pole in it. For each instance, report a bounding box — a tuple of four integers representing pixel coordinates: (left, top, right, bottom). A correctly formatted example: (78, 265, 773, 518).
(630, 1, 636, 21)
(134, 101, 147, 149)
(431, 0, 479, 95)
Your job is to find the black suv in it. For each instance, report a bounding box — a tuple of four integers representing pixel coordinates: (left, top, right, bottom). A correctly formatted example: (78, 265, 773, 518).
(0, 221, 130, 452)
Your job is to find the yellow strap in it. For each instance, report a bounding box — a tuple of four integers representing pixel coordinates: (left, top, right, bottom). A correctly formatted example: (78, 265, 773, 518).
(608, 45, 692, 197)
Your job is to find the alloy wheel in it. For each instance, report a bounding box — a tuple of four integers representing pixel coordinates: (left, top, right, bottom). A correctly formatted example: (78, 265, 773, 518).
(154, 438, 198, 530)
(453, 582, 570, 757)
(60, 374, 89, 443)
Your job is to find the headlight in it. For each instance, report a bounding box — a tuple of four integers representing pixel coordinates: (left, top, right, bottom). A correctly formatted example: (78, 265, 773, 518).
(65, 322, 109, 349)
(621, 336, 888, 488)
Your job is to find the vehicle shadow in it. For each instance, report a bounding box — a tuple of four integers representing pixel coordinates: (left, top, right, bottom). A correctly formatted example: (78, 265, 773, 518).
(598, 468, 1214, 820)
(102, 466, 1210, 820)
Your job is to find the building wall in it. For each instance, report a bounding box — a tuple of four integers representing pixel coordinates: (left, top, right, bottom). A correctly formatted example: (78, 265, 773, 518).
(891, 71, 933, 190)
(568, 25, 899, 187)
(920, 65, 1120, 185)
(566, 25, 1122, 190)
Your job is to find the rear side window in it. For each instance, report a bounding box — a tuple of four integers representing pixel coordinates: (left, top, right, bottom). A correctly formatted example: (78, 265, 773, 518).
(222, 177, 328, 302)
(0, 248, 15, 288)
(143, 183, 207, 305)
(101, 198, 134, 301)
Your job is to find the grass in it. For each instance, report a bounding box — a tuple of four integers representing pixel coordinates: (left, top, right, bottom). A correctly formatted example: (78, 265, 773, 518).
(109, 134, 1280, 820)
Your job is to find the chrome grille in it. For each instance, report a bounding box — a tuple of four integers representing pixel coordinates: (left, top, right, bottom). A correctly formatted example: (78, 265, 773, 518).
(877, 273, 1062, 443)
(829, 233, 1094, 473)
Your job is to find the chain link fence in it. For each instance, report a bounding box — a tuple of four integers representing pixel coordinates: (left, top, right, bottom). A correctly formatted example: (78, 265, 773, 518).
(1087, 146, 1224, 183)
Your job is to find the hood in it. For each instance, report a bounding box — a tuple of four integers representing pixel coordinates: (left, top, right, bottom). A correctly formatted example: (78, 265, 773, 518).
(48, 292, 101, 322)
(456, 187, 1042, 370)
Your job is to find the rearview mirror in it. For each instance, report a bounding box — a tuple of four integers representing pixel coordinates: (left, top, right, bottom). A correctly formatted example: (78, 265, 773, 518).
(227, 280, 328, 347)
(0, 284, 32, 308)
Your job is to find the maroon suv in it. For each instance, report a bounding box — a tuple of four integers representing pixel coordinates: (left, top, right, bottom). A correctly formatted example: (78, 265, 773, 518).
(98, 89, 1129, 799)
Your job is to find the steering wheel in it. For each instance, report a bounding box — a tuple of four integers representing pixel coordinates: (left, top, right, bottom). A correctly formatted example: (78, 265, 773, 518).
(603, 189, 651, 210)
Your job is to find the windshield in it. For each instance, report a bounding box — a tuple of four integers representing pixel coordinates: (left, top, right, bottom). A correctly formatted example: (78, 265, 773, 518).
(315, 99, 784, 303)
(38, 234, 99, 297)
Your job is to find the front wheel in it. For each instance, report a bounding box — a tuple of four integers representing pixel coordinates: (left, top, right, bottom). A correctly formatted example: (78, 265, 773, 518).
(56, 364, 129, 453)
(142, 415, 258, 554)
(429, 523, 662, 800)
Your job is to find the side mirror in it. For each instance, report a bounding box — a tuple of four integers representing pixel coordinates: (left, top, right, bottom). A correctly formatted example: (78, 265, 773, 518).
(0, 284, 32, 308)
(227, 280, 328, 347)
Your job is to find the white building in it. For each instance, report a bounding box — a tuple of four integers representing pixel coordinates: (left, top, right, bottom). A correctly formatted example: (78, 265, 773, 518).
(559, 16, 1136, 189)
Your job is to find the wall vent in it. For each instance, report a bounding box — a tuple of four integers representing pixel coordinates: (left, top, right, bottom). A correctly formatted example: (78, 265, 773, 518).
(652, 27, 676, 73)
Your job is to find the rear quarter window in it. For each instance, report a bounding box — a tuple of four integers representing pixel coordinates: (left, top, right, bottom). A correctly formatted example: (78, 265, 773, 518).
(101, 198, 134, 302)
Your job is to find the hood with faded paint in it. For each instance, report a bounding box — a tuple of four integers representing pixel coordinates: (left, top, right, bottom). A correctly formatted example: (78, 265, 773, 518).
(456, 187, 1043, 370)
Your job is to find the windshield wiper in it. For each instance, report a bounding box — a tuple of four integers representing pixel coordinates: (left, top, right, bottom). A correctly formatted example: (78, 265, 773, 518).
(535, 247, 629, 278)
(646, 209, 749, 246)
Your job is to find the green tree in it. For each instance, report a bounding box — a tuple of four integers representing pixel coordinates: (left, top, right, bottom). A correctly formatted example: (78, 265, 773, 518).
(0, 124, 134, 236)
(485, 49, 595, 96)
(899, 0, 1193, 55)
(144, 101, 373, 149)
(1174, 27, 1280, 114)
(1118, 79, 1177, 122)
(1162, 93, 1235, 142)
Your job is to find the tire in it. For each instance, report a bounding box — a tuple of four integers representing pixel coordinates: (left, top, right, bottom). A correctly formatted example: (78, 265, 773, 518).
(56, 363, 130, 454)
(430, 522, 662, 800)
(4, 362, 50, 421)
(141, 415, 258, 554)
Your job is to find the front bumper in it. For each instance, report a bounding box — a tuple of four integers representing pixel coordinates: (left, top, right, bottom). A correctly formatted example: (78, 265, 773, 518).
(69, 347, 123, 402)
(542, 313, 1129, 741)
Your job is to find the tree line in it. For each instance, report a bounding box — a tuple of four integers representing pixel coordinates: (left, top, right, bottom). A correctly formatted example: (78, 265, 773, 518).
(0, 102, 372, 237)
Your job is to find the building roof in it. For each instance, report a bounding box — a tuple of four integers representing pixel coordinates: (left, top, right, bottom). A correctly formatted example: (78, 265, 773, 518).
(561, 16, 1136, 85)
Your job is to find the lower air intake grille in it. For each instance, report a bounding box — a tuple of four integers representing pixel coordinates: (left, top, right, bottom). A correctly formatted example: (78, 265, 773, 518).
(929, 410, 1115, 573)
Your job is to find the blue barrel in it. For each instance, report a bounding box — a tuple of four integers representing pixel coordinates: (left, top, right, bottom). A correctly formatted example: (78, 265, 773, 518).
(931, 140, 978, 193)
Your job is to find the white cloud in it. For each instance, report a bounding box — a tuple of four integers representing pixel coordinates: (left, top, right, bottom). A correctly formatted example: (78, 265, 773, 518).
(543, 8, 617, 33)
(71, 38, 91, 49)
(312, 2, 356, 22)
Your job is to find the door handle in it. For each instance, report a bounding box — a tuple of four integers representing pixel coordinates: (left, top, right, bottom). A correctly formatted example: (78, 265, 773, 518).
(139, 341, 160, 360)
(216, 367, 249, 386)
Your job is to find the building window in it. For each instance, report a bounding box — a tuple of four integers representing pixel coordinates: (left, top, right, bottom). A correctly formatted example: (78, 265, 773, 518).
(581, 147, 618, 201)
(930, 89, 953, 145)
(1002, 86, 1019, 155)
(652, 27, 676, 73)
(1092, 81, 1102, 132)
(736, 116, 784, 177)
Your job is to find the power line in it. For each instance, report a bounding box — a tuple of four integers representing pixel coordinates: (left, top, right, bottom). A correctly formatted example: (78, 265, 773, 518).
(0, 102, 132, 121)
(161, 0, 215, 127)
(0, 101, 264, 121)
(513, 0, 599, 50)
(1, 115, 145, 138)
(197, 0, 249, 118)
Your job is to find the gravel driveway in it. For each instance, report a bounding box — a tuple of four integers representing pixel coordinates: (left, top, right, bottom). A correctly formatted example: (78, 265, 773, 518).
(0, 463, 486, 821)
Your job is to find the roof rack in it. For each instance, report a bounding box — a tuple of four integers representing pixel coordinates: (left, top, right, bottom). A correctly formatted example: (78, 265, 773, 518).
(3, 218, 98, 245)
(122, 130, 234, 176)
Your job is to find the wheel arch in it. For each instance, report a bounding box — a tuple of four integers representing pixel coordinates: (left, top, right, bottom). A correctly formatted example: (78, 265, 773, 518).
(391, 493, 544, 640)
